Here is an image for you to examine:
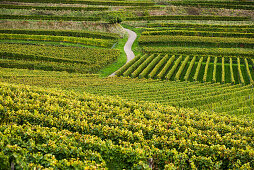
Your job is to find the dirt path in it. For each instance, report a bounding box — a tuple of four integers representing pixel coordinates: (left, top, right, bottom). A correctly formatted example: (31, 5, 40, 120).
(109, 28, 137, 77)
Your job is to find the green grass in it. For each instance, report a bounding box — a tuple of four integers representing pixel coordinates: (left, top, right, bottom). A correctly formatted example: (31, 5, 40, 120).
(99, 24, 143, 77)
(98, 31, 128, 77)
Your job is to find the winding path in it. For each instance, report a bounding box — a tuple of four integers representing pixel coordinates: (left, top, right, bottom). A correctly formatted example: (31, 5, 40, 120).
(109, 28, 137, 77)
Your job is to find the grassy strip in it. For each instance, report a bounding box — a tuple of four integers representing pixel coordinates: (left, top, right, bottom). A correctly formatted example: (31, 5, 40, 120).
(99, 32, 127, 77)
(99, 24, 142, 77)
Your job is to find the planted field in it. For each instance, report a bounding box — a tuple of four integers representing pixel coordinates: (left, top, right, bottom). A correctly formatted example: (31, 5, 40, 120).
(1, 0, 254, 169)
(0, 67, 253, 119)
(167, 0, 254, 10)
(0, 43, 120, 73)
(117, 54, 254, 84)
(0, 82, 254, 169)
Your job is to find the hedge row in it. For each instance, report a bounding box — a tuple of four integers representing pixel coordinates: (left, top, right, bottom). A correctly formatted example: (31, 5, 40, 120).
(142, 30, 254, 38)
(169, 1, 254, 10)
(184, 56, 196, 81)
(115, 54, 141, 76)
(222, 57, 225, 83)
(131, 54, 156, 78)
(122, 54, 149, 77)
(237, 57, 245, 84)
(0, 43, 120, 73)
(212, 57, 217, 83)
(148, 54, 169, 79)
(0, 33, 116, 48)
(0, 4, 109, 11)
(146, 23, 254, 29)
(244, 58, 253, 84)
(126, 15, 250, 21)
(143, 46, 254, 57)
(174, 55, 189, 80)
(188, 0, 254, 5)
(0, 14, 100, 21)
(139, 35, 254, 48)
(5, 0, 155, 6)
(230, 58, 235, 84)
(156, 55, 176, 79)
(138, 54, 163, 79)
(193, 57, 203, 81)
(145, 27, 254, 34)
(203, 56, 210, 82)
(0, 29, 120, 40)
(165, 56, 182, 80)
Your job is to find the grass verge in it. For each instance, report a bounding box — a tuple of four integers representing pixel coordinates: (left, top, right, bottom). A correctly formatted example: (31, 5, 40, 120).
(99, 24, 143, 77)
(98, 32, 128, 77)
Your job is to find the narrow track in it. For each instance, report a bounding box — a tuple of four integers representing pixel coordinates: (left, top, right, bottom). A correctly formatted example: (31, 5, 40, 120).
(109, 28, 137, 77)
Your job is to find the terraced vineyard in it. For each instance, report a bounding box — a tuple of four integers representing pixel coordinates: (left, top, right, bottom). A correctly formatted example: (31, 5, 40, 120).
(0, 0, 254, 169)
(117, 21, 254, 83)
(117, 54, 254, 84)
(1, 82, 254, 169)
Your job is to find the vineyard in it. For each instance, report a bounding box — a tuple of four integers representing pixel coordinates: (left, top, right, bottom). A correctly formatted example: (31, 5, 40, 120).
(117, 20, 254, 83)
(0, 0, 254, 169)
(116, 54, 254, 84)
(0, 82, 254, 169)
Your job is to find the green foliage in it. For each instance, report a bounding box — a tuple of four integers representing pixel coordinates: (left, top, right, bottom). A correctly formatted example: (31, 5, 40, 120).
(126, 15, 250, 21)
(156, 55, 176, 79)
(143, 46, 254, 57)
(0, 29, 120, 40)
(222, 57, 225, 83)
(168, 1, 254, 10)
(131, 54, 156, 78)
(0, 4, 109, 11)
(147, 23, 254, 30)
(0, 82, 254, 169)
(244, 58, 254, 84)
(123, 54, 148, 77)
(0, 43, 119, 73)
(184, 56, 196, 81)
(139, 54, 162, 79)
(148, 54, 170, 79)
(116, 55, 141, 76)
(0, 33, 116, 48)
(139, 35, 254, 48)
(238, 58, 245, 84)
(212, 57, 218, 83)
(203, 56, 210, 82)
(193, 57, 203, 81)
(174, 56, 190, 81)
(5, 0, 155, 6)
(142, 29, 254, 38)
(0, 14, 100, 21)
(230, 58, 235, 84)
(103, 12, 124, 24)
(165, 56, 183, 80)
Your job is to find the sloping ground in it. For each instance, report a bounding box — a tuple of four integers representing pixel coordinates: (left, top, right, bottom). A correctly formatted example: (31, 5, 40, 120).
(0, 82, 254, 169)
(0, 68, 253, 119)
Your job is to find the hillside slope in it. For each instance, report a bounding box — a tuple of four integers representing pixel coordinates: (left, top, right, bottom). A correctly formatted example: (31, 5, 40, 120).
(0, 82, 253, 169)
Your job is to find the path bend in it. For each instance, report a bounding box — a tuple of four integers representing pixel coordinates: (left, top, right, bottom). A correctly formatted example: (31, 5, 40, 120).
(109, 28, 137, 77)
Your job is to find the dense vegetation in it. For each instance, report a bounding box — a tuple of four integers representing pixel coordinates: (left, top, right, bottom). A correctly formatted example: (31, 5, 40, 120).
(117, 54, 254, 84)
(0, 0, 254, 169)
(0, 82, 253, 169)
(0, 43, 120, 73)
